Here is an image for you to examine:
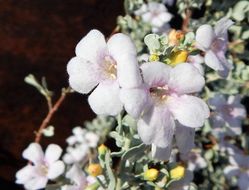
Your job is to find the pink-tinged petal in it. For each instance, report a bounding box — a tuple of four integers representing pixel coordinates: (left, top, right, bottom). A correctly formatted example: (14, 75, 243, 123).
(196, 24, 215, 50)
(204, 50, 224, 71)
(67, 57, 100, 94)
(75, 29, 107, 63)
(230, 154, 249, 168)
(158, 12, 172, 23)
(120, 86, 151, 119)
(167, 95, 210, 128)
(140, 62, 171, 87)
(47, 160, 65, 179)
(16, 165, 36, 184)
(214, 17, 234, 38)
(168, 63, 205, 94)
(22, 143, 44, 165)
(107, 33, 142, 88)
(88, 81, 123, 116)
(45, 144, 62, 165)
(137, 106, 175, 147)
(175, 125, 195, 154)
(238, 172, 249, 190)
(151, 144, 172, 160)
(24, 176, 48, 190)
(66, 164, 87, 186)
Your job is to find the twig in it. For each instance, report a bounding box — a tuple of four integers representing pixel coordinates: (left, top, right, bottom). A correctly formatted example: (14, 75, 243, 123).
(181, 9, 192, 32)
(34, 87, 71, 143)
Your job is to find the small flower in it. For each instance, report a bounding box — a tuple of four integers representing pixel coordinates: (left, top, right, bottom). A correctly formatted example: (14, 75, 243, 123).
(121, 62, 209, 160)
(168, 29, 185, 46)
(16, 143, 65, 190)
(67, 30, 142, 116)
(170, 165, 185, 180)
(209, 94, 246, 136)
(144, 168, 159, 181)
(169, 170, 194, 190)
(87, 164, 102, 177)
(169, 50, 188, 66)
(135, 2, 172, 33)
(195, 17, 234, 77)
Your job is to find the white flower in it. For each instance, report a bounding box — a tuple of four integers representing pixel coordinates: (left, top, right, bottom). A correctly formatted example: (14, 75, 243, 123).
(16, 143, 65, 190)
(187, 54, 204, 75)
(135, 2, 172, 33)
(195, 17, 234, 77)
(121, 62, 209, 160)
(63, 127, 99, 164)
(67, 29, 142, 116)
(209, 94, 246, 136)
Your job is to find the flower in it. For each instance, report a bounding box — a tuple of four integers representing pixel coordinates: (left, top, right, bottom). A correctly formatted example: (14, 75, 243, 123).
(195, 17, 234, 77)
(67, 29, 142, 116)
(208, 94, 246, 136)
(169, 170, 194, 190)
(16, 143, 65, 190)
(121, 62, 209, 160)
(63, 127, 100, 164)
(224, 153, 249, 190)
(144, 168, 159, 181)
(135, 2, 172, 33)
(87, 164, 102, 177)
(187, 54, 204, 75)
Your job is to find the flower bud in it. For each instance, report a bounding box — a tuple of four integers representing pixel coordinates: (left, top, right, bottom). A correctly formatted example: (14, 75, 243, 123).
(169, 50, 188, 66)
(144, 168, 159, 181)
(170, 165, 185, 180)
(168, 29, 184, 46)
(98, 144, 108, 155)
(149, 54, 159, 62)
(87, 164, 102, 177)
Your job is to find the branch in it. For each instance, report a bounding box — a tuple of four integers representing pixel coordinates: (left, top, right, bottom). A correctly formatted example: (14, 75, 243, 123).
(34, 87, 71, 143)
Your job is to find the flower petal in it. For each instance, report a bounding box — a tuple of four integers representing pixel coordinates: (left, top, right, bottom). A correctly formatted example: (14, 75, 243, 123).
(88, 81, 123, 116)
(137, 106, 175, 147)
(66, 164, 87, 186)
(167, 95, 210, 128)
(45, 144, 63, 165)
(168, 63, 205, 94)
(47, 160, 65, 179)
(140, 62, 171, 87)
(175, 124, 195, 154)
(214, 17, 234, 38)
(22, 143, 44, 165)
(67, 57, 100, 94)
(75, 29, 107, 63)
(16, 165, 36, 184)
(238, 172, 249, 190)
(151, 144, 172, 161)
(107, 33, 142, 88)
(24, 176, 48, 190)
(196, 24, 215, 51)
(120, 86, 150, 119)
(204, 50, 224, 71)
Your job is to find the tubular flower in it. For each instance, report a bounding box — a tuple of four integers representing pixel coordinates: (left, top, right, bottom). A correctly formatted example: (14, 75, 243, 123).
(121, 62, 209, 160)
(67, 29, 142, 116)
(195, 17, 234, 77)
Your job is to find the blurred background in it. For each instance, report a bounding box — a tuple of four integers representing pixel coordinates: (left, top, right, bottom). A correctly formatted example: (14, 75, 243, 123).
(0, 0, 123, 189)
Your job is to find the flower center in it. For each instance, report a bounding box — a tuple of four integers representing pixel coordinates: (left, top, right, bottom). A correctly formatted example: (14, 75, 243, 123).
(149, 86, 169, 104)
(38, 164, 49, 176)
(103, 55, 117, 80)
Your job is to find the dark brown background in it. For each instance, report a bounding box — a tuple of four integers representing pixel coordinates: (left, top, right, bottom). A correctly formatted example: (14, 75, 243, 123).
(0, 0, 123, 189)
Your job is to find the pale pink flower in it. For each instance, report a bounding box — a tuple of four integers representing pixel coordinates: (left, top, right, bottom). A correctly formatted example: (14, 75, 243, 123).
(187, 54, 204, 75)
(67, 29, 142, 116)
(16, 143, 65, 190)
(135, 2, 172, 33)
(195, 17, 234, 77)
(209, 94, 246, 136)
(121, 62, 209, 160)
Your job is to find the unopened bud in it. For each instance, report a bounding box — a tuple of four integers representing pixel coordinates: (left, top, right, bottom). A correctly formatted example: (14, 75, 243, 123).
(169, 50, 188, 66)
(98, 144, 108, 155)
(87, 164, 102, 177)
(144, 168, 159, 181)
(168, 29, 184, 46)
(170, 165, 185, 180)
